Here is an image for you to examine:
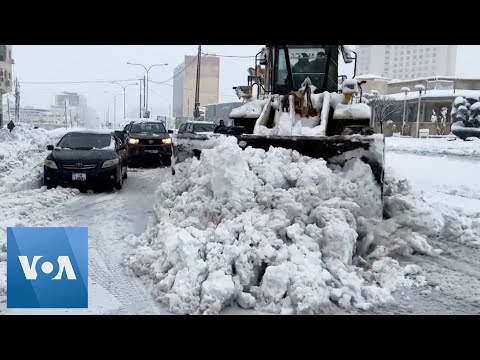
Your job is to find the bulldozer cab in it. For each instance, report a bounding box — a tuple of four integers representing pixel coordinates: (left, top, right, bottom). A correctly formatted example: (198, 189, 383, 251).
(272, 45, 339, 95)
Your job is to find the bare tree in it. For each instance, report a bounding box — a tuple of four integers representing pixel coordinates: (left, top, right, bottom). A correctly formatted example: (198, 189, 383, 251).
(367, 95, 403, 134)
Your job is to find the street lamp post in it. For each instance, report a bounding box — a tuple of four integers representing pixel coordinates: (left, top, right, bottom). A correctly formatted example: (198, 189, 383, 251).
(105, 92, 122, 129)
(414, 84, 425, 138)
(111, 82, 138, 122)
(371, 90, 379, 131)
(401, 87, 410, 136)
(127, 62, 168, 117)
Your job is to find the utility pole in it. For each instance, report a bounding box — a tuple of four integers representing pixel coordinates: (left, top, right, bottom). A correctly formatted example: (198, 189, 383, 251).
(193, 45, 202, 119)
(139, 78, 142, 118)
(143, 75, 146, 117)
(14, 78, 20, 123)
(113, 95, 116, 129)
(70, 110, 73, 128)
(64, 100, 68, 130)
(7, 95, 10, 122)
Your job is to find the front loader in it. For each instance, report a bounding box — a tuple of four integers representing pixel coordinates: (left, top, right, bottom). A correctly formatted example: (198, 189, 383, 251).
(172, 45, 384, 192)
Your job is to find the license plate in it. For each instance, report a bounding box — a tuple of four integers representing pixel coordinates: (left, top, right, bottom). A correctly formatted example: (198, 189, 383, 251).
(144, 150, 158, 153)
(72, 173, 86, 181)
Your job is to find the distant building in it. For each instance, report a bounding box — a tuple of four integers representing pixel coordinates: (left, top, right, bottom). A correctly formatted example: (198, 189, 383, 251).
(5, 91, 97, 129)
(55, 91, 86, 107)
(0, 45, 13, 128)
(204, 102, 243, 125)
(356, 45, 457, 80)
(358, 74, 480, 137)
(172, 55, 220, 118)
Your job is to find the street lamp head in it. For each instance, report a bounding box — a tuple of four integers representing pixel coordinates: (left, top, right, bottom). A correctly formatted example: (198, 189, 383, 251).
(414, 84, 425, 93)
(401, 87, 410, 95)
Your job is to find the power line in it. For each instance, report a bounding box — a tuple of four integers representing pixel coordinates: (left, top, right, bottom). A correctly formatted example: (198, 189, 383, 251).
(149, 56, 198, 85)
(201, 52, 255, 58)
(149, 81, 238, 98)
(20, 78, 139, 84)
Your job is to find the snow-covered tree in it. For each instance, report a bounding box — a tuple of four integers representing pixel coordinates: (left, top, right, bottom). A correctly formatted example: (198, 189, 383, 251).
(365, 95, 403, 134)
(452, 96, 480, 128)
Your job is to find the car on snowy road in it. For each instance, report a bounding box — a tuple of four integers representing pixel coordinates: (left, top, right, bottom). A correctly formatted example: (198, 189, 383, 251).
(122, 120, 173, 167)
(177, 121, 216, 135)
(43, 130, 128, 192)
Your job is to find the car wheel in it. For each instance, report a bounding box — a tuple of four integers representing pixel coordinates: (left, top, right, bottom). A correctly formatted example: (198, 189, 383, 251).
(45, 179, 56, 189)
(114, 168, 123, 190)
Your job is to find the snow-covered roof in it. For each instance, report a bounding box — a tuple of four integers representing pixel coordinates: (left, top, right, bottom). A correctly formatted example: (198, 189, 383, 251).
(184, 120, 216, 124)
(388, 75, 480, 84)
(67, 129, 114, 135)
(387, 89, 480, 101)
(355, 74, 391, 81)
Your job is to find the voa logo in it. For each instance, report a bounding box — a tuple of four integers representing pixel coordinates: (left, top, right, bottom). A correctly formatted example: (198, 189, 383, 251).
(18, 255, 77, 280)
(7, 227, 88, 308)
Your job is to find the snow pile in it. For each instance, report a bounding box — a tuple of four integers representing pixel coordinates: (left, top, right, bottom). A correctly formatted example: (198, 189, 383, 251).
(0, 125, 67, 193)
(126, 136, 438, 315)
(230, 99, 268, 118)
(333, 103, 371, 120)
(386, 137, 480, 157)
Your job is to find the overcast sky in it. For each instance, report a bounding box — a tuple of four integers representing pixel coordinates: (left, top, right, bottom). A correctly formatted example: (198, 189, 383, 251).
(10, 45, 480, 120)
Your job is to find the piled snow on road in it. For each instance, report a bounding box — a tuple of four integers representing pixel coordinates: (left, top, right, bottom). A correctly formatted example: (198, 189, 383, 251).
(0, 124, 68, 193)
(126, 136, 445, 315)
(386, 137, 480, 157)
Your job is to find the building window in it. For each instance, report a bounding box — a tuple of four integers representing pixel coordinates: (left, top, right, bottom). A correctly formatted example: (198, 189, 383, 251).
(9, 72, 11, 80)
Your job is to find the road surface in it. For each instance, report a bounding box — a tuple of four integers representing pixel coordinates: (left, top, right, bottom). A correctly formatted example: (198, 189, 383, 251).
(363, 152, 480, 314)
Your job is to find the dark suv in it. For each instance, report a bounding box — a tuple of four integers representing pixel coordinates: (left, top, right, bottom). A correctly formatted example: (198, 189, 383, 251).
(43, 130, 128, 191)
(123, 120, 173, 166)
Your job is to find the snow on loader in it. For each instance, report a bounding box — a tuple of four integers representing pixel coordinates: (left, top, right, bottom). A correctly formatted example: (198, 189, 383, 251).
(172, 45, 385, 191)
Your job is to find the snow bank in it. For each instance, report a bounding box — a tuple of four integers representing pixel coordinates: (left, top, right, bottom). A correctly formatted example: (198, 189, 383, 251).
(126, 136, 440, 315)
(0, 125, 68, 193)
(386, 137, 480, 157)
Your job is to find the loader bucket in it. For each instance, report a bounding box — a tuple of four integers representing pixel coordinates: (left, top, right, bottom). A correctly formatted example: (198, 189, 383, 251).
(237, 134, 385, 188)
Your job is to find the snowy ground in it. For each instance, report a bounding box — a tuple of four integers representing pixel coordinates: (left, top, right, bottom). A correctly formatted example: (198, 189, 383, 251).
(1, 128, 480, 314)
(386, 136, 480, 157)
(0, 167, 170, 314)
(360, 137, 480, 314)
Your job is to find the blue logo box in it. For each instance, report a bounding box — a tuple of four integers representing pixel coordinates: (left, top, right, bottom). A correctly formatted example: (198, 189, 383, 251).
(7, 227, 88, 308)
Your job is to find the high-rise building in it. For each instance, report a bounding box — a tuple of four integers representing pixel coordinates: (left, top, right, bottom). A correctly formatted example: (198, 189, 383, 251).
(356, 45, 457, 80)
(172, 55, 220, 118)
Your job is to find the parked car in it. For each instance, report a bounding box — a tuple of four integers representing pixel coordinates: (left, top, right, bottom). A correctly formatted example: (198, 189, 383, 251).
(43, 130, 128, 192)
(123, 120, 173, 166)
(177, 121, 216, 135)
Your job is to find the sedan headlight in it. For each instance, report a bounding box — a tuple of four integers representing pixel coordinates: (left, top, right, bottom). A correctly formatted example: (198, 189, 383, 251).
(129, 138, 140, 145)
(102, 158, 120, 168)
(162, 138, 172, 145)
(44, 159, 58, 169)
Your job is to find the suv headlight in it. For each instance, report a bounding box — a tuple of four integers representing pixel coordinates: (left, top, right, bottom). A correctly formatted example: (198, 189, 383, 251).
(129, 138, 140, 145)
(102, 158, 119, 168)
(44, 159, 58, 169)
(162, 138, 172, 145)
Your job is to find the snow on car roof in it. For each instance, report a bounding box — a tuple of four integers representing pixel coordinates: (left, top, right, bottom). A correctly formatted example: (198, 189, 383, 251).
(66, 129, 114, 135)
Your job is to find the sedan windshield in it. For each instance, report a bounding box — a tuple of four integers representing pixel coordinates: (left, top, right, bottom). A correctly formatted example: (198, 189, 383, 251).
(130, 122, 166, 133)
(193, 123, 216, 132)
(57, 133, 112, 150)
